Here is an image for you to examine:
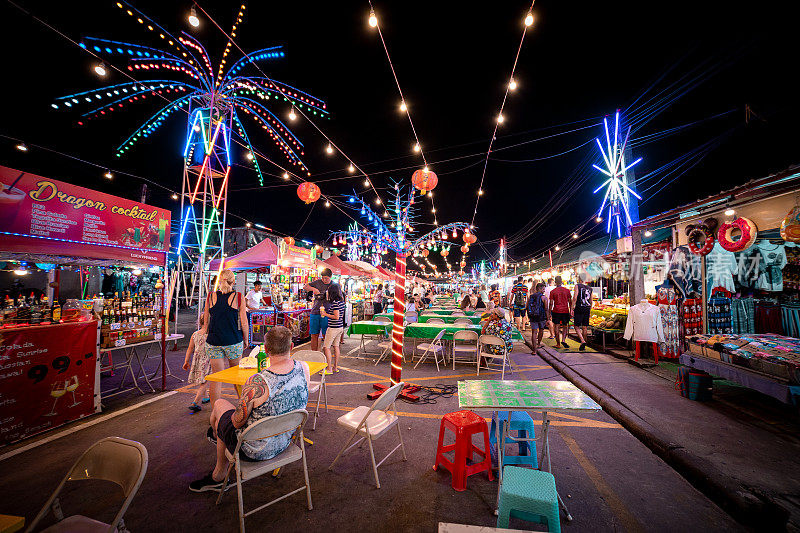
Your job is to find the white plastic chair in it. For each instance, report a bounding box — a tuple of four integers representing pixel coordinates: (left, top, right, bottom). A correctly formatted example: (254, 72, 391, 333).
(328, 382, 407, 488)
(427, 317, 446, 325)
(217, 409, 312, 532)
(414, 329, 447, 371)
(292, 350, 328, 430)
(478, 334, 509, 379)
(453, 318, 472, 327)
(451, 310, 466, 316)
(452, 329, 479, 370)
(404, 311, 418, 324)
(27, 437, 148, 533)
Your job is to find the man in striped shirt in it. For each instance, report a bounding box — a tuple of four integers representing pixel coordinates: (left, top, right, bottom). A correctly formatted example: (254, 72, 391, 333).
(320, 283, 346, 374)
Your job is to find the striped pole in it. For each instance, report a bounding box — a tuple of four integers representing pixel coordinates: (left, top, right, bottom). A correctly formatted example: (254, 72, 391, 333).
(390, 253, 406, 385)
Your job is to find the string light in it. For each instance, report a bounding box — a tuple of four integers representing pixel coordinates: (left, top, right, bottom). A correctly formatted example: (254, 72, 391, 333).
(325, 200, 330, 207)
(413, 142, 420, 153)
(325, 144, 333, 154)
(525, 11, 534, 26)
(188, 6, 200, 27)
(282, 172, 289, 180)
(644, 230, 653, 237)
(368, 10, 378, 28)
(478, 189, 484, 196)
(288, 108, 297, 121)
(399, 101, 407, 112)
(596, 216, 603, 223)
(555, 245, 560, 251)
(509, 78, 517, 91)
(348, 164, 355, 173)
(94, 62, 107, 76)
(246, 152, 254, 161)
(104, 170, 113, 179)
(15, 143, 28, 151)
(171, 193, 179, 199)
(497, 113, 505, 124)
(363, 179, 369, 186)
(572, 233, 579, 239)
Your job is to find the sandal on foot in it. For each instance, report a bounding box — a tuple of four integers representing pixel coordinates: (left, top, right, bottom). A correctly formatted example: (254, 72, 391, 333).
(189, 403, 201, 413)
(201, 397, 210, 404)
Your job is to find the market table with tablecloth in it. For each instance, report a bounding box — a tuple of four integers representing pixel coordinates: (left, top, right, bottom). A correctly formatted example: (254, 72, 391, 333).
(424, 309, 477, 316)
(373, 313, 482, 325)
(347, 320, 522, 341)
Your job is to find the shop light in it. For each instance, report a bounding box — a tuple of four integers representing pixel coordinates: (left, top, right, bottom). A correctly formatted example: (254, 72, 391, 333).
(132, 268, 143, 275)
(13, 269, 28, 275)
(725, 208, 735, 216)
(245, 222, 252, 227)
(644, 230, 653, 237)
(254, 223, 267, 230)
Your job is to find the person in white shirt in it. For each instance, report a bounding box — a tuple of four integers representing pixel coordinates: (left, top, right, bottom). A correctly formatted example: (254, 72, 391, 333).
(245, 280, 267, 311)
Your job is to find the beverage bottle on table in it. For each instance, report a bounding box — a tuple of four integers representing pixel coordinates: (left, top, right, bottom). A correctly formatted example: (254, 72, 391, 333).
(257, 346, 268, 371)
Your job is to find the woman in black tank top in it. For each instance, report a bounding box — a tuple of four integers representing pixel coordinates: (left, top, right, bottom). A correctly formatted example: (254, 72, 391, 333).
(203, 269, 248, 403)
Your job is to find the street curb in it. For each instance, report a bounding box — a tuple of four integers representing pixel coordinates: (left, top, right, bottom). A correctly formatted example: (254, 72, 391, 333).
(526, 339, 790, 530)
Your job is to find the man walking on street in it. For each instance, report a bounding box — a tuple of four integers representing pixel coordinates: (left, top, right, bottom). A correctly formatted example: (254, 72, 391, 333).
(548, 276, 572, 349)
(510, 276, 528, 330)
(527, 282, 548, 351)
(571, 272, 593, 351)
(544, 278, 556, 340)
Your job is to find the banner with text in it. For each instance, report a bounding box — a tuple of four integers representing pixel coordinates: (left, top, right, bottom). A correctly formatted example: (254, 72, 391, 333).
(0, 321, 98, 445)
(0, 165, 171, 265)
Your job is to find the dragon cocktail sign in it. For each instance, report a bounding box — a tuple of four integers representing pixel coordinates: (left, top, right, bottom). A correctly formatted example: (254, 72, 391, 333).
(0, 165, 171, 264)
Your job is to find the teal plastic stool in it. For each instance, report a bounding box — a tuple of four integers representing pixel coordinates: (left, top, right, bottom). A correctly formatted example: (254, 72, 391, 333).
(489, 411, 538, 468)
(497, 466, 560, 532)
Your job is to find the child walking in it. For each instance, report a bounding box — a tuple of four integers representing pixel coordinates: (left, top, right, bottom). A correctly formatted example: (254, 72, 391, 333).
(183, 315, 210, 413)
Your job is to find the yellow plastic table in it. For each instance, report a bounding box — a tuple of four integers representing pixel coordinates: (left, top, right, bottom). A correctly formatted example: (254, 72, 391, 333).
(205, 360, 327, 395)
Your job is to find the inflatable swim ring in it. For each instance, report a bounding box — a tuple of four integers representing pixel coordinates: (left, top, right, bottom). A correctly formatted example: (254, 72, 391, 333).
(718, 217, 757, 252)
(687, 226, 715, 255)
(780, 206, 800, 242)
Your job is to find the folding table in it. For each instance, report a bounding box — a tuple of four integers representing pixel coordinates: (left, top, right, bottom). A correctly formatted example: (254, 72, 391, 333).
(101, 334, 183, 398)
(457, 379, 601, 520)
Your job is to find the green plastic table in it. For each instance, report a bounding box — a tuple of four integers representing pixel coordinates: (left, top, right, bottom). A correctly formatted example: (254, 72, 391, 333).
(458, 380, 600, 520)
(419, 315, 482, 325)
(347, 320, 391, 336)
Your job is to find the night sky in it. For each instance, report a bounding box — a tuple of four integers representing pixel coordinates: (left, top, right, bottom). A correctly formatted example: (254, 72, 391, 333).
(1, 1, 798, 273)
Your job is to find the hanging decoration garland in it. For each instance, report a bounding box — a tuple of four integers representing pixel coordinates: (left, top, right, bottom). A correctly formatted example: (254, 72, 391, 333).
(686, 218, 717, 256)
(718, 217, 758, 252)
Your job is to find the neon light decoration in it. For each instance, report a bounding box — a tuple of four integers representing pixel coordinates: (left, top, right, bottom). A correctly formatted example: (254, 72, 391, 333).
(592, 111, 643, 237)
(333, 180, 473, 386)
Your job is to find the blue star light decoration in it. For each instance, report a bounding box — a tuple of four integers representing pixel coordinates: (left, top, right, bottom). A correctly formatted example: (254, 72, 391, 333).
(592, 111, 643, 237)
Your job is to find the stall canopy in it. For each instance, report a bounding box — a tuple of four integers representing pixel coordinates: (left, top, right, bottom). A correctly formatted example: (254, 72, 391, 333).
(208, 238, 278, 271)
(345, 260, 382, 278)
(322, 254, 363, 277)
(376, 265, 394, 280)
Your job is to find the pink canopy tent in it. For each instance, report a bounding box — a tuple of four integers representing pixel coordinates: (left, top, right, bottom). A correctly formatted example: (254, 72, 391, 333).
(207, 238, 279, 271)
(375, 265, 394, 281)
(321, 254, 363, 277)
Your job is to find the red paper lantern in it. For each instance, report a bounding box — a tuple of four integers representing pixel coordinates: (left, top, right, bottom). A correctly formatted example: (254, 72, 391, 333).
(297, 181, 321, 204)
(411, 169, 438, 194)
(422, 249, 429, 257)
(463, 232, 477, 244)
(460, 245, 469, 253)
(460, 260, 466, 268)
(441, 249, 449, 257)
(283, 236, 295, 246)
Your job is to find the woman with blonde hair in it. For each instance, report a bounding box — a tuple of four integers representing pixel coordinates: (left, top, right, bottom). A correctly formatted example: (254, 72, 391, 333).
(203, 269, 248, 403)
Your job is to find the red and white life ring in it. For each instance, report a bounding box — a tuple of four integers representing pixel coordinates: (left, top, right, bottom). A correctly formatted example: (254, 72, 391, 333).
(718, 217, 758, 252)
(687, 227, 715, 255)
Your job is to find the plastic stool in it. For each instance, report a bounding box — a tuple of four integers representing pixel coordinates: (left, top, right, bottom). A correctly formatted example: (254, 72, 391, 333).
(489, 411, 538, 468)
(433, 410, 494, 491)
(497, 466, 560, 532)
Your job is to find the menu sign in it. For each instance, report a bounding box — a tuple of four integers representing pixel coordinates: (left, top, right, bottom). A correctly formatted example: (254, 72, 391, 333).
(279, 240, 317, 268)
(0, 321, 98, 445)
(0, 165, 171, 264)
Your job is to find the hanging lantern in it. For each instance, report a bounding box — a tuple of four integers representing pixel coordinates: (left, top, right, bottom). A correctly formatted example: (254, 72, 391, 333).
(411, 168, 439, 194)
(463, 232, 477, 244)
(452, 228, 458, 238)
(460, 260, 466, 268)
(422, 249, 429, 257)
(460, 245, 469, 253)
(441, 231, 447, 239)
(441, 249, 449, 257)
(297, 181, 321, 204)
(283, 236, 295, 246)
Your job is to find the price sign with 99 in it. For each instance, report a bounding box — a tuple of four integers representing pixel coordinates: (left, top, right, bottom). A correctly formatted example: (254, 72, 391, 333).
(27, 352, 94, 384)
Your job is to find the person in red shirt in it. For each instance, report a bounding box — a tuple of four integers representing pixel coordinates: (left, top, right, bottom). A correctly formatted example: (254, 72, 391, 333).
(548, 276, 573, 349)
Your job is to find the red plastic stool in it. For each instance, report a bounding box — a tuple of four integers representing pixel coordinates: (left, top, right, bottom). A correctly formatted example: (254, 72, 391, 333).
(433, 410, 494, 491)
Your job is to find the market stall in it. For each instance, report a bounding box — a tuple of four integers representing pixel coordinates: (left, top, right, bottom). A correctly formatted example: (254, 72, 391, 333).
(0, 165, 171, 444)
(628, 166, 800, 379)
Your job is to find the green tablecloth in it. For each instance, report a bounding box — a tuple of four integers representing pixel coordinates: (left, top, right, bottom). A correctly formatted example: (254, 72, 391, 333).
(425, 309, 477, 316)
(418, 315, 482, 325)
(405, 322, 523, 341)
(457, 380, 601, 410)
(347, 321, 391, 336)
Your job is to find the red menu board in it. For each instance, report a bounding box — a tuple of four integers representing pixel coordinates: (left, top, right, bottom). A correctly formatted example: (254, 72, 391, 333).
(0, 321, 98, 445)
(0, 165, 171, 265)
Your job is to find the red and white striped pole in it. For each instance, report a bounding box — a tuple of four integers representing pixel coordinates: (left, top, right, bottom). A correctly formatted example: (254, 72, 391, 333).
(390, 252, 406, 385)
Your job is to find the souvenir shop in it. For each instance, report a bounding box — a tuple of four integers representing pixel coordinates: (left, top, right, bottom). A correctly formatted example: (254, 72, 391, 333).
(0, 165, 171, 444)
(628, 167, 800, 402)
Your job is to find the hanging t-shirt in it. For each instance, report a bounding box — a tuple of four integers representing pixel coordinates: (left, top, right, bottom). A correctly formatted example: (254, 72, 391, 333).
(706, 242, 737, 293)
(667, 245, 702, 297)
(754, 240, 787, 292)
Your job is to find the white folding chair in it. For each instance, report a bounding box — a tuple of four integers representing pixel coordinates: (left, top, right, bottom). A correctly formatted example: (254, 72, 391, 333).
(27, 437, 148, 533)
(292, 350, 328, 430)
(414, 329, 447, 371)
(452, 318, 472, 327)
(478, 334, 509, 379)
(328, 382, 407, 488)
(404, 312, 418, 324)
(427, 317, 446, 324)
(452, 329, 479, 370)
(451, 310, 466, 316)
(217, 410, 312, 532)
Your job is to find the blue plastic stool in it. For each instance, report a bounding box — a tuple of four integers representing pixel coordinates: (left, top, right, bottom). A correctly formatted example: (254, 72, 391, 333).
(497, 466, 560, 532)
(489, 411, 538, 468)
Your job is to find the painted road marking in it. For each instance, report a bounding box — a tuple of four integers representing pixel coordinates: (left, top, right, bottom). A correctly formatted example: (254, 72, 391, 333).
(558, 426, 645, 532)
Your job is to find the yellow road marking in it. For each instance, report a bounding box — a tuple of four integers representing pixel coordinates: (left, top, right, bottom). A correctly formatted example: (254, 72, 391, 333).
(559, 427, 645, 532)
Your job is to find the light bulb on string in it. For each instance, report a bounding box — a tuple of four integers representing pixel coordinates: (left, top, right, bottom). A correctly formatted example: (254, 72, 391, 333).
(497, 113, 505, 124)
(572, 233, 579, 239)
(94, 62, 107, 77)
(348, 164, 355, 173)
(368, 10, 378, 27)
(246, 152, 254, 161)
(188, 6, 200, 27)
(104, 171, 113, 179)
(363, 179, 369, 187)
(171, 193, 179, 200)
(595, 216, 603, 223)
(15, 143, 28, 152)
(413, 143, 420, 153)
(282, 172, 289, 180)
(525, 11, 534, 26)
(288, 107, 297, 121)
(325, 144, 333, 155)
(399, 101, 407, 112)
(509, 78, 517, 91)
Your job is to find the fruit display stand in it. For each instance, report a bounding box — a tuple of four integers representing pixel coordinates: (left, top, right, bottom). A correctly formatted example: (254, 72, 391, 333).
(589, 308, 628, 351)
